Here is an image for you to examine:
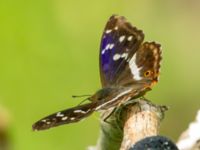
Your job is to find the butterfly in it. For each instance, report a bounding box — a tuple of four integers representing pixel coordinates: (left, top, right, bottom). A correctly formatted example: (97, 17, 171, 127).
(32, 15, 162, 131)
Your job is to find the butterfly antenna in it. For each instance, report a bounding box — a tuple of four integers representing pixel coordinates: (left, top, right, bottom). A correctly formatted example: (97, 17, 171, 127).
(72, 94, 92, 98)
(72, 94, 92, 106)
(78, 97, 91, 106)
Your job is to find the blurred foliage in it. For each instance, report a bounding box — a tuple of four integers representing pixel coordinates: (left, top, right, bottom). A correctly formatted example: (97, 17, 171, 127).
(0, 0, 200, 149)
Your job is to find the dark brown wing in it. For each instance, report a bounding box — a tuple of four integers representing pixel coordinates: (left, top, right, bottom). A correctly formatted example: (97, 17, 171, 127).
(99, 15, 144, 88)
(32, 102, 97, 131)
(116, 41, 162, 87)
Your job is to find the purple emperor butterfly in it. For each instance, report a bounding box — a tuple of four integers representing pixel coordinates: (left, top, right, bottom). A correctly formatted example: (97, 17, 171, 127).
(32, 15, 162, 131)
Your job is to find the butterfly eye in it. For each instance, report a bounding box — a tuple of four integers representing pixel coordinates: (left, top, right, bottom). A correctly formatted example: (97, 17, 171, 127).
(144, 70, 152, 77)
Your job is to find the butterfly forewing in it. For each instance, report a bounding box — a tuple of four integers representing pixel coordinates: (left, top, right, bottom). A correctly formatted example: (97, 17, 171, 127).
(32, 102, 97, 131)
(100, 15, 144, 87)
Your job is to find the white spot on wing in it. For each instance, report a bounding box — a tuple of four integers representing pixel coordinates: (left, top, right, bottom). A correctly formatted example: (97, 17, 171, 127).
(70, 117, 75, 120)
(105, 29, 112, 34)
(109, 44, 114, 49)
(119, 35, 125, 42)
(74, 110, 86, 114)
(105, 44, 110, 50)
(113, 54, 121, 61)
(56, 112, 64, 117)
(46, 121, 51, 124)
(62, 116, 68, 121)
(129, 54, 142, 80)
(113, 53, 128, 61)
(86, 109, 91, 113)
(127, 36, 133, 41)
(102, 43, 115, 54)
(121, 53, 128, 59)
(114, 26, 118, 30)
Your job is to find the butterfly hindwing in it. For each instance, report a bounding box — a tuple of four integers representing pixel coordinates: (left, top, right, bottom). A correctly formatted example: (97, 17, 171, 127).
(100, 15, 144, 87)
(116, 41, 161, 87)
(135, 41, 161, 82)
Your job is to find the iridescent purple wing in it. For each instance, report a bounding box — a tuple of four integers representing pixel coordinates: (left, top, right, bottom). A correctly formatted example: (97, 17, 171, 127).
(100, 15, 144, 87)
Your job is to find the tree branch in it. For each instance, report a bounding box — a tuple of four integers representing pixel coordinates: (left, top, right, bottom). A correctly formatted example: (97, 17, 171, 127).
(89, 98, 168, 150)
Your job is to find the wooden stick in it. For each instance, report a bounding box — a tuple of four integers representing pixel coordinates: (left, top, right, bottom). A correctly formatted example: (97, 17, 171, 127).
(91, 98, 167, 150)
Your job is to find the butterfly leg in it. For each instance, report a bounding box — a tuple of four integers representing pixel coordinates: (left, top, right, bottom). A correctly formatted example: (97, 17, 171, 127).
(101, 107, 117, 124)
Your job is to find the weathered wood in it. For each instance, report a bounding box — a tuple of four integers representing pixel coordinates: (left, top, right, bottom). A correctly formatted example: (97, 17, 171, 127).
(92, 98, 167, 150)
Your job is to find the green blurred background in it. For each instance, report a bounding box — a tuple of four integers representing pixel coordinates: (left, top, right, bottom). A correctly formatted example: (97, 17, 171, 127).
(0, 0, 200, 149)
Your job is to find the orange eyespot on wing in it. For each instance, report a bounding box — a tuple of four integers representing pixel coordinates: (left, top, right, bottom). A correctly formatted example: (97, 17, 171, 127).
(144, 70, 153, 77)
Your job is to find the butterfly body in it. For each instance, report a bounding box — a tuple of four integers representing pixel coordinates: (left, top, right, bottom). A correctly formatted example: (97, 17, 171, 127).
(32, 15, 162, 131)
(89, 84, 152, 110)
